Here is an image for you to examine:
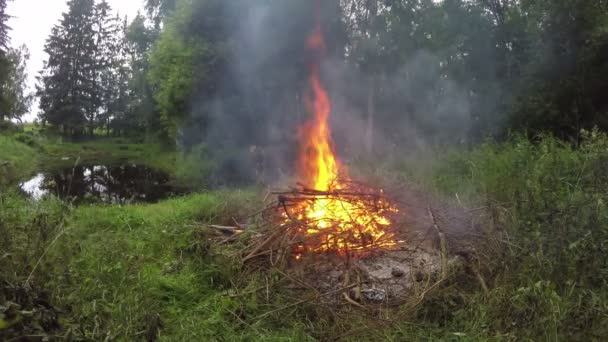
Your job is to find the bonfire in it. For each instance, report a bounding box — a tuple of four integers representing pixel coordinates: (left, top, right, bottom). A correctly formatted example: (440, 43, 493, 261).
(231, 1, 473, 309)
(248, 6, 402, 263)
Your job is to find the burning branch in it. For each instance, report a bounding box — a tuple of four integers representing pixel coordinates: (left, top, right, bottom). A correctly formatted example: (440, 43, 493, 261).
(243, 180, 401, 267)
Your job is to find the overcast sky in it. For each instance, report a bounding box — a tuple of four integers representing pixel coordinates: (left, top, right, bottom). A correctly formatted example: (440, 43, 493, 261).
(7, 0, 146, 121)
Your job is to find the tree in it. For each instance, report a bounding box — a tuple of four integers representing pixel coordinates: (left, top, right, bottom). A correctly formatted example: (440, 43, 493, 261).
(106, 17, 133, 136)
(92, 1, 126, 135)
(510, 0, 608, 138)
(145, 0, 176, 28)
(147, 0, 224, 141)
(0, 45, 31, 122)
(0, 0, 9, 55)
(0, 0, 30, 122)
(124, 13, 159, 136)
(38, 0, 131, 136)
(38, 0, 98, 136)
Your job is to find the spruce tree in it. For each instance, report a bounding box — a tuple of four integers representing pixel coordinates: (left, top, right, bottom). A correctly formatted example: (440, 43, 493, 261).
(0, 0, 9, 56)
(126, 13, 157, 134)
(38, 0, 98, 136)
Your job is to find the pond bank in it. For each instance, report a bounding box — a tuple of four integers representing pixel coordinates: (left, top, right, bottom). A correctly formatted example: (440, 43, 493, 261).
(0, 135, 38, 185)
(0, 135, 180, 187)
(21, 163, 188, 204)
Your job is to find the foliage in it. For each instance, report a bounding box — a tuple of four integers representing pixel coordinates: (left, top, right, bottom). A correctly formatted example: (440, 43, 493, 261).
(141, 0, 608, 149)
(37, 0, 129, 137)
(174, 143, 216, 188)
(6, 0, 608, 338)
(0, 0, 31, 123)
(147, 0, 344, 148)
(123, 13, 160, 137)
(147, 1, 211, 140)
(145, 0, 176, 28)
(1, 191, 293, 340)
(0, 135, 38, 185)
(420, 132, 608, 339)
(510, 0, 608, 138)
(0, 192, 67, 340)
(0, 0, 9, 55)
(12, 132, 38, 147)
(2, 134, 608, 339)
(0, 45, 32, 121)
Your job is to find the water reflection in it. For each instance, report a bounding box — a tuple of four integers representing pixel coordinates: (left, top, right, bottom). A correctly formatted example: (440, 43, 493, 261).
(20, 164, 184, 204)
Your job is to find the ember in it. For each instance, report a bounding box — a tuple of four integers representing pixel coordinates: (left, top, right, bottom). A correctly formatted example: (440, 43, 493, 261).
(276, 182, 399, 255)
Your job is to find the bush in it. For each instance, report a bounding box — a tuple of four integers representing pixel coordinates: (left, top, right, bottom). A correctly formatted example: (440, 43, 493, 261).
(0, 120, 21, 134)
(175, 144, 216, 188)
(421, 130, 608, 339)
(13, 133, 39, 148)
(0, 135, 38, 185)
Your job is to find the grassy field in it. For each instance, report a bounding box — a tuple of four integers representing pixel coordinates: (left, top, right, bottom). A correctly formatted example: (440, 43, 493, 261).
(2, 132, 608, 340)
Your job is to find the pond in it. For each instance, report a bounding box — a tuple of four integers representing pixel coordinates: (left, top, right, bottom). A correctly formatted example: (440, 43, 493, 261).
(19, 164, 187, 204)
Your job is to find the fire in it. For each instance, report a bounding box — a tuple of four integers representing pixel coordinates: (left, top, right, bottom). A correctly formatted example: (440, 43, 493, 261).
(285, 3, 398, 255)
(298, 22, 336, 189)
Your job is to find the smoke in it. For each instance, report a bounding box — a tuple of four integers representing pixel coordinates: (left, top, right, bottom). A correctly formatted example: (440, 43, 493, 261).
(324, 50, 472, 160)
(181, 1, 488, 186)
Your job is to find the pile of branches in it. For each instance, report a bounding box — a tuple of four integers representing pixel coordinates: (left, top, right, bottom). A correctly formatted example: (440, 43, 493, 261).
(242, 180, 400, 265)
(204, 182, 497, 339)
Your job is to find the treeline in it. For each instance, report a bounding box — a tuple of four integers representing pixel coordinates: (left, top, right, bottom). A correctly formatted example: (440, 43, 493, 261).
(32, 0, 608, 145)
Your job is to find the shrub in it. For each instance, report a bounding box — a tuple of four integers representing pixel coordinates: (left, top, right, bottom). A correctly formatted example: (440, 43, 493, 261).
(13, 133, 38, 148)
(0, 120, 21, 134)
(421, 130, 608, 339)
(175, 144, 216, 188)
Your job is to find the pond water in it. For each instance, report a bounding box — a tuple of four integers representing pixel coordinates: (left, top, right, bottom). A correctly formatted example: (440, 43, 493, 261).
(19, 164, 186, 204)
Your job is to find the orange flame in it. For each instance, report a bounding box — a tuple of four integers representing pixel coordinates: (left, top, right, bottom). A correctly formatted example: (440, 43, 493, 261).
(298, 21, 339, 190)
(290, 4, 398, 254)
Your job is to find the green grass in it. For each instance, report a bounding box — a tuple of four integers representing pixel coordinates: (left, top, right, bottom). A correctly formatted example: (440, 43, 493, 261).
(0, 133, 181, 185)
(3, 132, 608, 340)
(1, 190, 314, 340)
(0, 130, 216, 191)
(0, 135, 39, 185)
(43, 138, 178, 174)
(413, 131, 608, 340)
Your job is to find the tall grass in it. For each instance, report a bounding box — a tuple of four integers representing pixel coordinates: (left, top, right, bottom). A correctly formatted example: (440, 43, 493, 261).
(417, 131, 608, 340)
(0, 135, 39, 185)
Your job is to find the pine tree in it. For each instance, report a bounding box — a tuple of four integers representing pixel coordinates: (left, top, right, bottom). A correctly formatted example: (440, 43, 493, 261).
(0, 0, 10, 56)
(126, 13, 158, 134)
(145, 0, 176, 28)
(90, 0, 121, 134)
(38, 0, 99, 136)
(102, 14, 131, 135)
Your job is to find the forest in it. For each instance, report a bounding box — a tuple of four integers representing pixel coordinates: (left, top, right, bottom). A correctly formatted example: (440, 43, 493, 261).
(1, 0, 608, 340)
